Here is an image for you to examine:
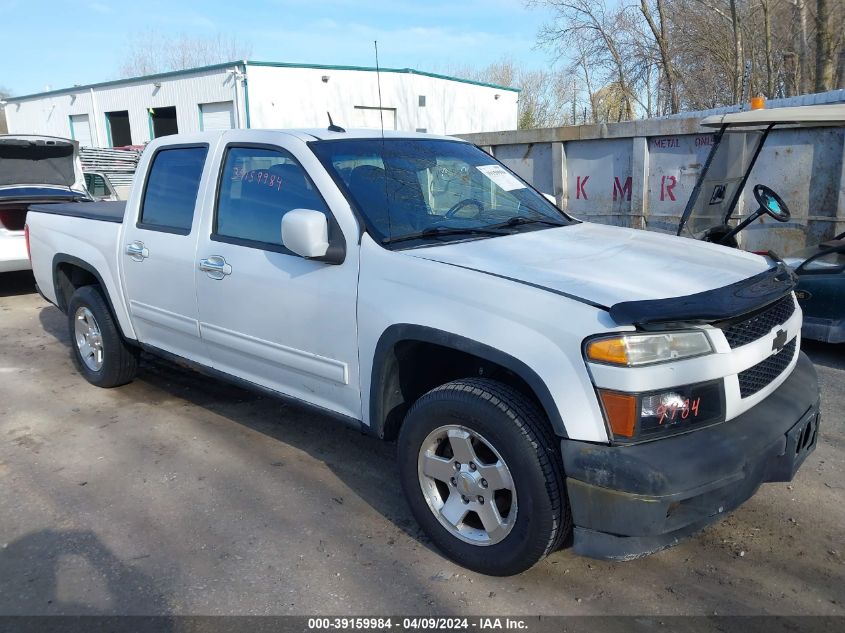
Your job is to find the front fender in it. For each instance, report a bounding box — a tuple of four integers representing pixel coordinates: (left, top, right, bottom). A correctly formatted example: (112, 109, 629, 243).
(357, 235, 617, 443)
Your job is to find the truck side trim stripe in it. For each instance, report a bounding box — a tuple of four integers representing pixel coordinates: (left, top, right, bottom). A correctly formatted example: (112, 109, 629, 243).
(140, 343, 364, 430)
(129, 301, 201, 338)
(199, 322, 349, 385)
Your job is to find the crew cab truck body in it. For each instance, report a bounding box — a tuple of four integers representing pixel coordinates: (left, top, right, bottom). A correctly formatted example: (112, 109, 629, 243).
(25, 128, 820, 575)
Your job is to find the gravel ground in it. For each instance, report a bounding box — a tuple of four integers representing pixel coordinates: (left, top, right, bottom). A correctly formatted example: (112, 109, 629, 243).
(1, 270, 843, 616)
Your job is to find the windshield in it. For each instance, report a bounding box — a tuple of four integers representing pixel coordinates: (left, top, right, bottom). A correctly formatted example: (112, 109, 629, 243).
(311, 139, 573, 246)
(678, 127, 768, 238)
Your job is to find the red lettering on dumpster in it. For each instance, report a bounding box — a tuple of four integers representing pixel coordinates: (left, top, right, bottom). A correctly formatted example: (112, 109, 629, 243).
(576, 175, 589, 199)
(660, 175, 677, 201)
(613, 176, 632, 202)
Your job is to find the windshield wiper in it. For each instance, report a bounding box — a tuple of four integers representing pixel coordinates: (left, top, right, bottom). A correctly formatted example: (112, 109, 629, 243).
(382, 225, 508, 245)
(488, 215, 567, 229)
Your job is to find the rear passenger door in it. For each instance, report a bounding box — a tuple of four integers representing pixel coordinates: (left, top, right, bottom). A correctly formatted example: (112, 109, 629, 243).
(121, 142, 213, 365)
(193, 136, 361, 420)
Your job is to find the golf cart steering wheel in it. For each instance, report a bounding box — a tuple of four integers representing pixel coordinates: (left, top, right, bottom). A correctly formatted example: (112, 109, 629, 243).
(753, 184, 791, 222)
(444, 198, 484, 219)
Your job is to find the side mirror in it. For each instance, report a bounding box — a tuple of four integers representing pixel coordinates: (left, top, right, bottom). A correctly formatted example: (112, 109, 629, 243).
(282, 209, 330, 259)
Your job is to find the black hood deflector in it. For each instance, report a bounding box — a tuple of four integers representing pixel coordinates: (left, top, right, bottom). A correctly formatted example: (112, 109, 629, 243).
(610, 262, 796, 326)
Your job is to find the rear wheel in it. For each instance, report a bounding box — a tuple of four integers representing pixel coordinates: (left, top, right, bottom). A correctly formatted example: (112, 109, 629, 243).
(398, 378, 570, 575)
(67, 285, 138, 388)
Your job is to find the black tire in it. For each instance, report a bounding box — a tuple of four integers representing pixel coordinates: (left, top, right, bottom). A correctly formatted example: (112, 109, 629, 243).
(67, 285, 138, 388)
(398, 378, 570, 576)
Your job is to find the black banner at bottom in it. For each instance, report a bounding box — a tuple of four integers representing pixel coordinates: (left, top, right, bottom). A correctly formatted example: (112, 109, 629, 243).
(0, 616, 840, 633)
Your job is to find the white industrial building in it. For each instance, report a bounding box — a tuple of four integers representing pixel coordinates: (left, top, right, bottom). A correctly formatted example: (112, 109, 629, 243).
(2, 61, 519, 146)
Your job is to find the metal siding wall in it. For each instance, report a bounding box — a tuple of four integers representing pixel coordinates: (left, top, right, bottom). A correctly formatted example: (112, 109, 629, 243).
(563, 139, 634, 227)
(5, 91, 94, 140)
(246, 65, 518, 134)
(494, 143, 554, 197)
(5, 68, 238, 146)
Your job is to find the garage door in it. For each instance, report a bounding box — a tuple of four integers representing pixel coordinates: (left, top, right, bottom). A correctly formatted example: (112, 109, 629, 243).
(69, 114, 92, 147)
(200, 101, 235, 130)
(354, 106, 397, 130)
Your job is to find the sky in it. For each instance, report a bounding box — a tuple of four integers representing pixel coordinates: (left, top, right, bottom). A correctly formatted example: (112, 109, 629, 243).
(0, 0, 559, 97)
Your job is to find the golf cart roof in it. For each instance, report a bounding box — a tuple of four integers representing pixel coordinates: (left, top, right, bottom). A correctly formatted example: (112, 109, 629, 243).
(701, 104, 845, 129)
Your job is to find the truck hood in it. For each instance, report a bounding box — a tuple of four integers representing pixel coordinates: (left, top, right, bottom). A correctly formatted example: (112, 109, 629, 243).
(0, 135, 83, 190)
(409, 222, 770, 309)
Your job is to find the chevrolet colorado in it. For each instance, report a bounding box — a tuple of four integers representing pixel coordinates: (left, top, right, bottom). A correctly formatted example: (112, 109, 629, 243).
(24, 128, 820, 575)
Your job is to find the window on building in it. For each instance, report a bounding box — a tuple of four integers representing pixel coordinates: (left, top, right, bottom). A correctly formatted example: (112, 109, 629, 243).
(139, 146, 207, 234)
(416, 128, 427, 133)
(149, 106, 178, 138)
(418, 95, 426, 107)
(105, 110, 132, 147)
(214, 146, 329, 250)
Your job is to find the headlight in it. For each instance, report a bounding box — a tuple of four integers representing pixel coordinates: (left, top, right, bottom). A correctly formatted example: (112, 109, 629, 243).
(585, 331, 712, 366)
(597, 381, 725, 442)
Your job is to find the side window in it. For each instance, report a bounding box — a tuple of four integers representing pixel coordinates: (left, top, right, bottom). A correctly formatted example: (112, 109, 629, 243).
(139, 146, 208, 234)
(85, 173, 109, 197)
(215, 146, 329, 249)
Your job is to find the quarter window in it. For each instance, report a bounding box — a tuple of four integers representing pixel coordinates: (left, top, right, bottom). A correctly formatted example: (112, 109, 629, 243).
(215, 146, 329, 249)
(139, 146, 207, 234)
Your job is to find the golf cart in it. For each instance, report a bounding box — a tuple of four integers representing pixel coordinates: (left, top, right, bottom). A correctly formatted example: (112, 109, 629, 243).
(677, 104, 845, 343)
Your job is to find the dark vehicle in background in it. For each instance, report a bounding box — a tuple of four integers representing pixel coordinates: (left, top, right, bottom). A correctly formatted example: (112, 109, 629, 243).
(676, 104, 845, 343)
(784, 233, 845, 342)
(84, 172, 120, 201)
(0, 135, 89, 273)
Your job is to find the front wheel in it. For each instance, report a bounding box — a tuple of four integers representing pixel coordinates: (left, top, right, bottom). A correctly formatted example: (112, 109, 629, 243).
(398, 378, 570, 575)
(67, 285, 138, 388)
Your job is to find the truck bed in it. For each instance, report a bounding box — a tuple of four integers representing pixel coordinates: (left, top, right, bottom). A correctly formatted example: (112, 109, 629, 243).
(29, 200, 126, 223)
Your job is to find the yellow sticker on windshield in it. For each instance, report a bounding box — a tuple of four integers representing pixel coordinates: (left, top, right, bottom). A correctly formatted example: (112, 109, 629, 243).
(476, 165, 526, 191)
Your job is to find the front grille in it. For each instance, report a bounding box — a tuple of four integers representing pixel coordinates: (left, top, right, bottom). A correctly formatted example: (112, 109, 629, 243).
(721, 295, 795, 348)
(738, 338, 797, 398)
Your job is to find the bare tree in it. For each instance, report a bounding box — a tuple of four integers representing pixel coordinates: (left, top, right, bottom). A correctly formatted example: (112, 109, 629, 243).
(838, 48, 845, 88)
(532, 0, 636, 120)
(789, 0, 811, 94)
(814, 0, 835, 91)
(639, 0, 680, 112)
(761, 0, 775, 96)
(449, 59, 576, 129)
(525, 0, 843, 122)
(119, 31, 252, 77)
(728, 0, 744, 100)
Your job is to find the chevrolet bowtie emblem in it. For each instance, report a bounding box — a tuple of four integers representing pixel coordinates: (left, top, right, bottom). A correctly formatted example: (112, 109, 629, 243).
(772, 329, 788, 353)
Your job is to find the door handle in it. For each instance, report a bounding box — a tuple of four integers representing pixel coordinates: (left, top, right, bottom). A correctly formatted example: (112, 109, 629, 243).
(199, 255, 232, 280)
(126, 241, 149, 261)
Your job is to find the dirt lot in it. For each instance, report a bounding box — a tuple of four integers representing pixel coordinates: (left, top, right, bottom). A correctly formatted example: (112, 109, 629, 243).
(1, 270, 843, 616)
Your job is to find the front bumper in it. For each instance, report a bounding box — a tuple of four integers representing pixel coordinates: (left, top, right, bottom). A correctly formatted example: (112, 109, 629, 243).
(563, 351, 820, 561)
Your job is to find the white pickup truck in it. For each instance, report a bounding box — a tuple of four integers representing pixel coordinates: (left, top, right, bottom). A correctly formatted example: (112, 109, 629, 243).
(25, 127, 820, 575)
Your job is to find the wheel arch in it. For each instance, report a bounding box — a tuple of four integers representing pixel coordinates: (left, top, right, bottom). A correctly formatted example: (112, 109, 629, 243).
(369, 324, 566, 441)
(52, 253, 135, 342)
